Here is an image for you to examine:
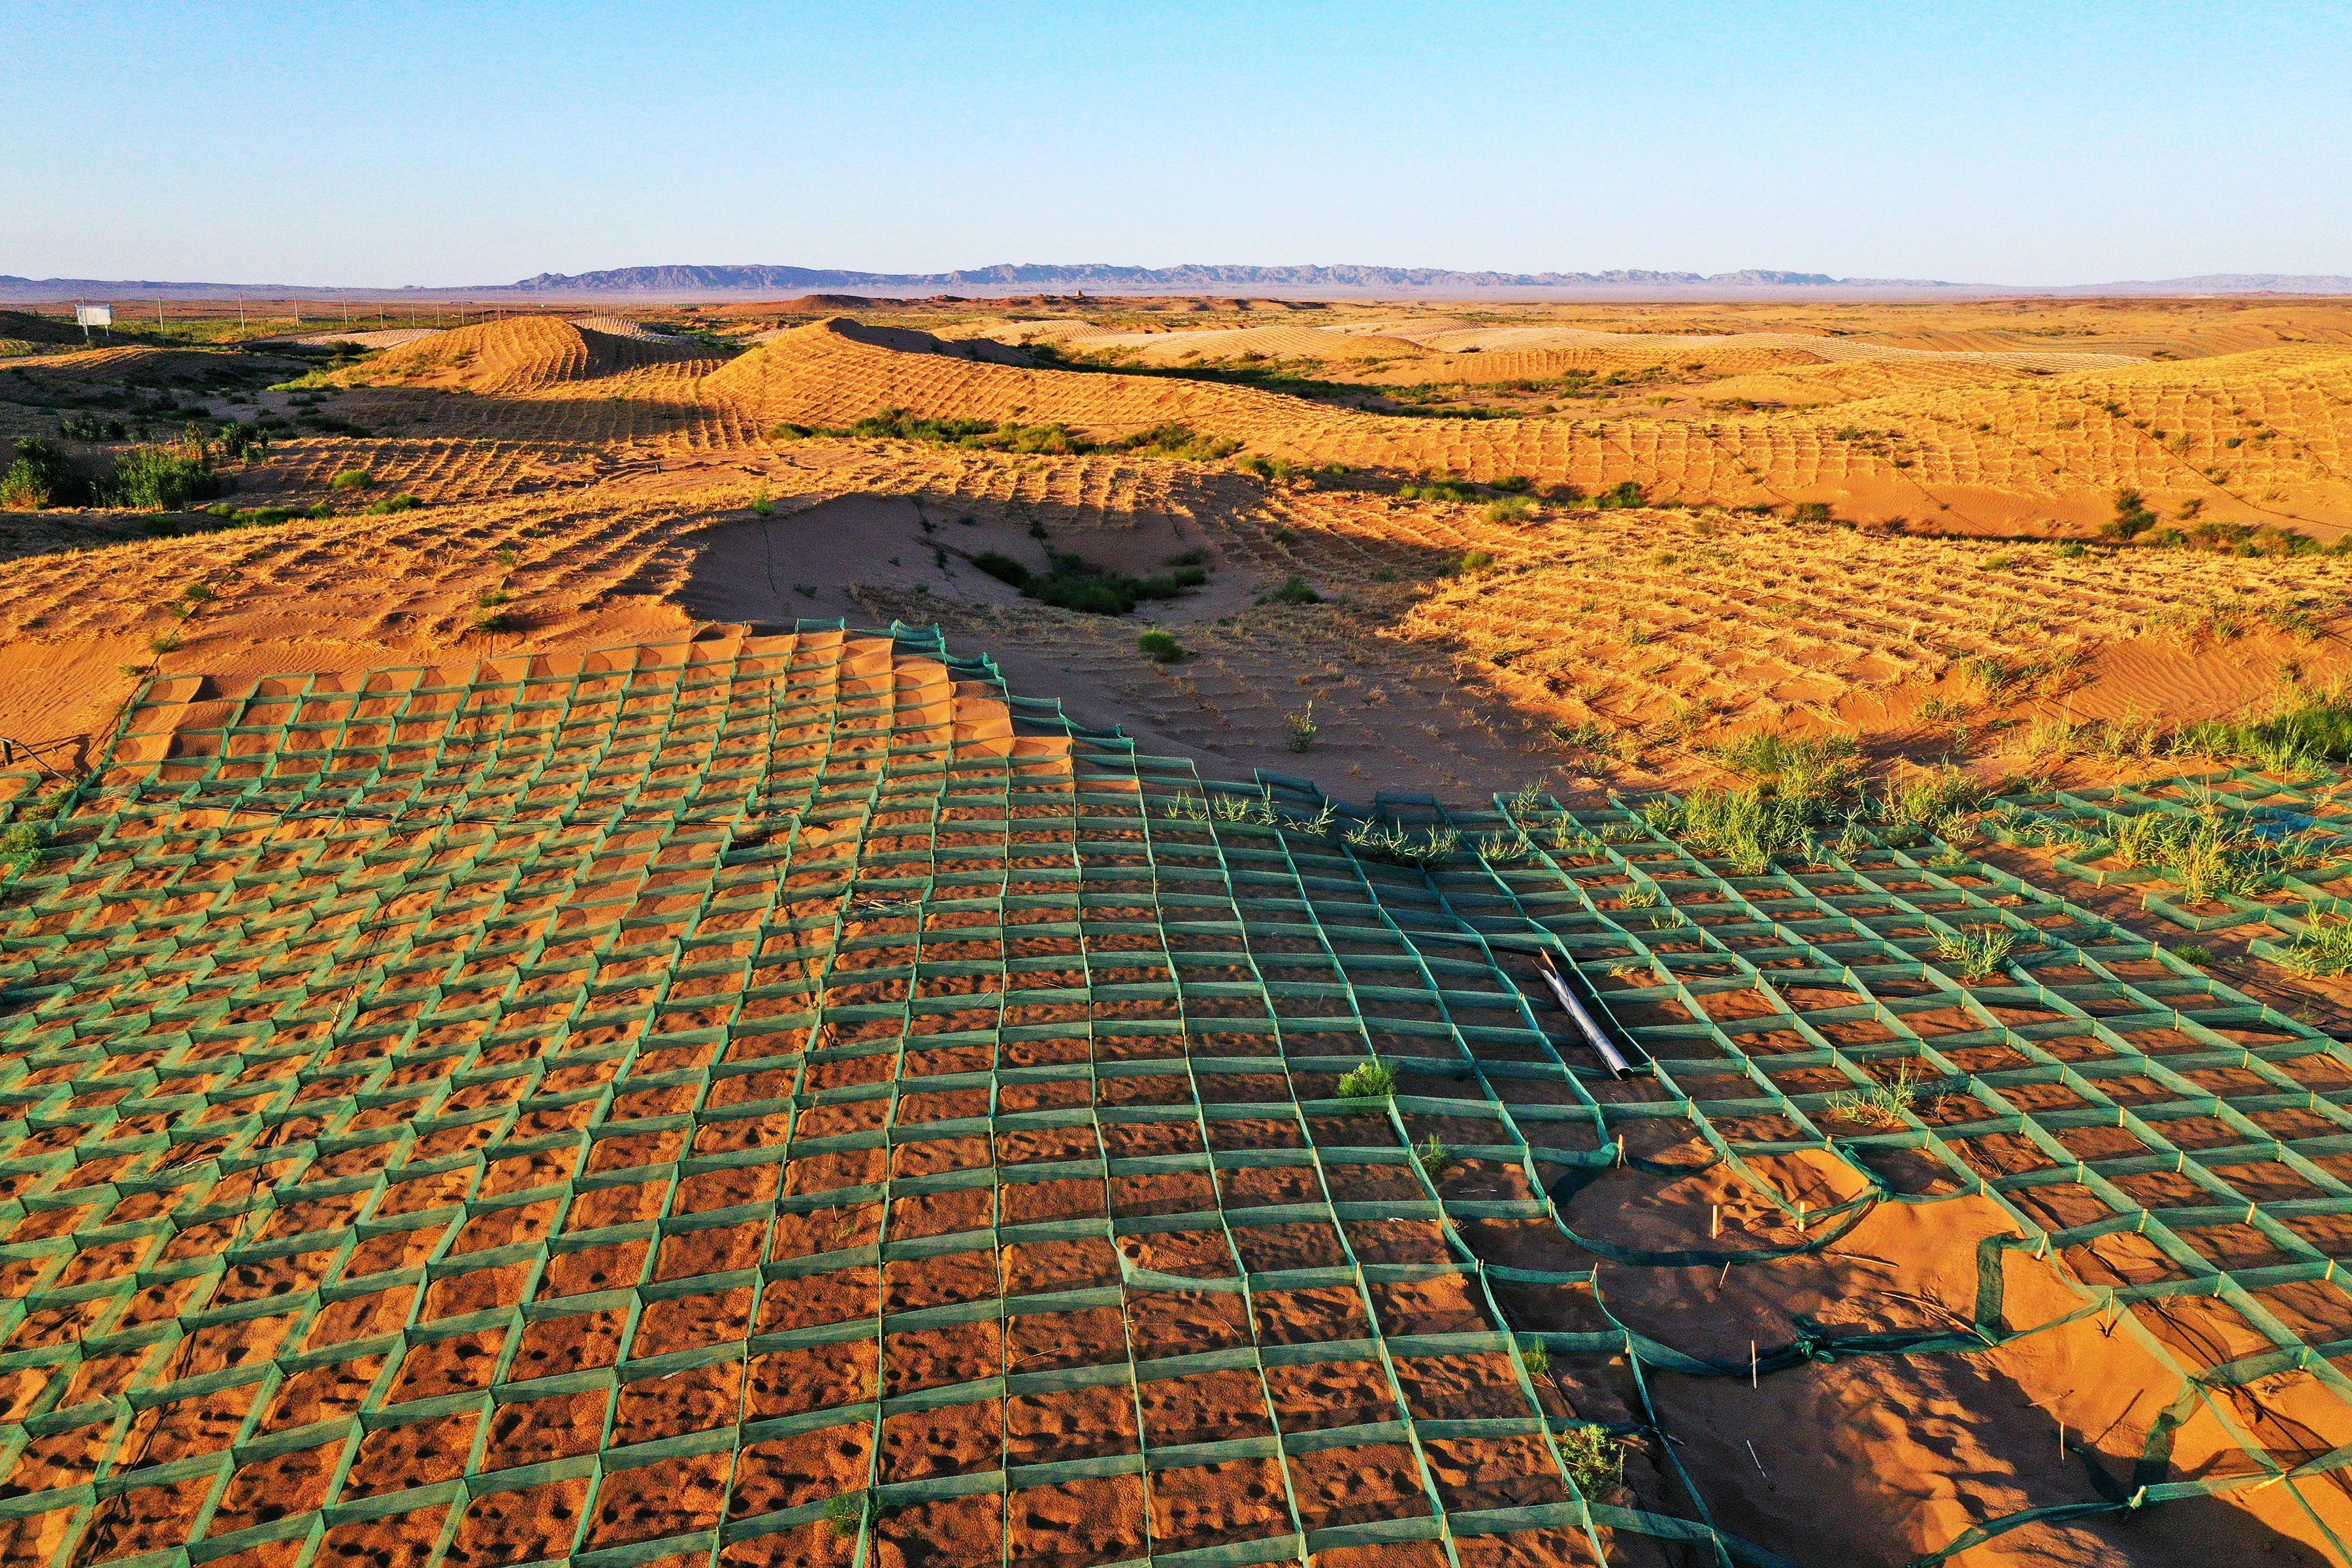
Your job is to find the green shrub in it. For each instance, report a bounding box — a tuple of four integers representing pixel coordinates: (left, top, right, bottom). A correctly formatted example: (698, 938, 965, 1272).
(1137, 629, 1185, 664)
(1484, 495, 1537, 524)
(1258, 575, 1321, 606)
(1336, 1061, 1397, 1100)
(331, 469, 376, 492)
(973, 551, 1032, 589)
(104, 444, 224, 510)
(365, 493, 424, 515)
(1594, 480, 1647, 510)
(1557, 1428, 1624, 1499)
(2102, 486, 2158, 540)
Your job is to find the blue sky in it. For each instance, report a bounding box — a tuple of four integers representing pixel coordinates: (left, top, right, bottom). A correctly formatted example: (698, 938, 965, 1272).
(7, 0, 2347, 286)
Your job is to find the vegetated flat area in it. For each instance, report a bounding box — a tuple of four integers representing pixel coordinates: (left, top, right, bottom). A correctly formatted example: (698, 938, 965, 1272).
(8, 293, 2352, 1565)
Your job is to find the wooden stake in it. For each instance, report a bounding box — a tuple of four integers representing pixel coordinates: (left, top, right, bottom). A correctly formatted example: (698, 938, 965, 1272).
(1751, 1341, 1758, 1388)
(1712, 1203, 1721, 1239)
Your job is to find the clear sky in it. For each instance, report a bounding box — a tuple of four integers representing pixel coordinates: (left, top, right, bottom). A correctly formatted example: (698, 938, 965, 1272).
(7, 0, 2347, 287)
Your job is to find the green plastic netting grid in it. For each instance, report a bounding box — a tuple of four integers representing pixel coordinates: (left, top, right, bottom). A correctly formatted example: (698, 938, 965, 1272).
(1978, 770, 2352, 966)
(0, 621, 2345, 1568)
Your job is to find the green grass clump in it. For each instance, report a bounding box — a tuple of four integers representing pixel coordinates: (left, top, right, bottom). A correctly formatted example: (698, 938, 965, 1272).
(1336, 1061, 1397, 1100)
(365, 493, 424, 515)
(2175, 688, 2352, 770)
(1935, 923, 2020, 983)
(1642, 787, 1825, 875)
(330, 467, 374, 491)
(976, 551, 1207, 617)
(2278, 915, 2352, 977)
(1593, 480, 1647, 510)
(1258, 575, 1321, 606)
(1484, 495, 1538, 524)
(1137, 629, 1185, 664)
(1282, 703, 1318, 753)
(1414, 1134, 1448, 1177)
(1824, 1060, 1934, 1127)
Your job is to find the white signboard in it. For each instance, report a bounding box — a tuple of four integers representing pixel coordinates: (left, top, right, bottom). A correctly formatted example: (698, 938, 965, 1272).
(74, 304, 111, 328)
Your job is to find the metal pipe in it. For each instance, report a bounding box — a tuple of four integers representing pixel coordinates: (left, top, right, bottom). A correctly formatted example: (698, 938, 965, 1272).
(1537, 951, 1636, 1079)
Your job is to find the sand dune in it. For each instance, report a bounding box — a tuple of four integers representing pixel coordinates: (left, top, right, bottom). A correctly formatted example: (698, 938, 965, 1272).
(337, 313, 719, 394)
(700, 317, 2352, 532)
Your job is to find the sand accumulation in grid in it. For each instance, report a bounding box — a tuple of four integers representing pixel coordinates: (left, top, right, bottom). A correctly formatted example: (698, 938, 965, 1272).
(0, 623, 2349, 1566)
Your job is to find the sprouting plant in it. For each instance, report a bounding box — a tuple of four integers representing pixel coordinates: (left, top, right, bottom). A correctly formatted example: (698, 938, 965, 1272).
(1823, 1060, 1936, 1127)
(1518, 1339, 1552, 1378)
(1160, 792, 1210, 823)
(749, 486, 775, 517)
(1478, 830, 1531, 864)
(1935, 923, 2021, 983)
(824, 1492, 875, 1540)
(1283, 702, 1318, 753)
(1617, 883, 1659, 909)
(1414, 1134, 1448, 1177)
(2172, 943, 2213, 968)
(1557, 1426, 1625, 1498)
(1337, 1061, 1398, 1101)
(2278, 915, 2352, 977)
(1510, 782, 1546, 817)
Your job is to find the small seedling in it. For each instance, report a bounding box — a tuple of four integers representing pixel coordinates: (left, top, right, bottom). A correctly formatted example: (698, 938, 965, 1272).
(1336, 1061, 1397, 1101)
(749, 487, 775, 517)
(2172, 943, 2213, 968)
(823, 1492, 875, 1540)
(1283, 702, 1318, 753)
(1518, 1340, 1552, 1378)
(1414, 1134, 1448, 1177)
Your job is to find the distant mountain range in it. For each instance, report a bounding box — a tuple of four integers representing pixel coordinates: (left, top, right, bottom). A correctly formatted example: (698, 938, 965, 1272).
(4, 264, 2350, 302)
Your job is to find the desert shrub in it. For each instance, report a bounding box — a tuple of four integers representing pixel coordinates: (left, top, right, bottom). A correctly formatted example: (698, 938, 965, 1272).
(972, 551, 1032, 589)
(1137, 629, 1185, 663)
(365, 493, 424, 515)
(103, 444, 224, 510)
(1258, 575, 1321, 606)
(1399, 476, 1482, 504)
(1283, 703, 1318, 752)
(1, 440, 90, 509)
(1336, 1061, 1397, 1100)
(1119, 423, 1240, 460)
(1484, 495, 1537, 524)
(331, 467, 374, 491)
(1556, 1428, 1624, 1498)
(2102, 486, 2158, 540)
(1594, 480, 1647, 509)
(1792, 500, 1834, 525)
